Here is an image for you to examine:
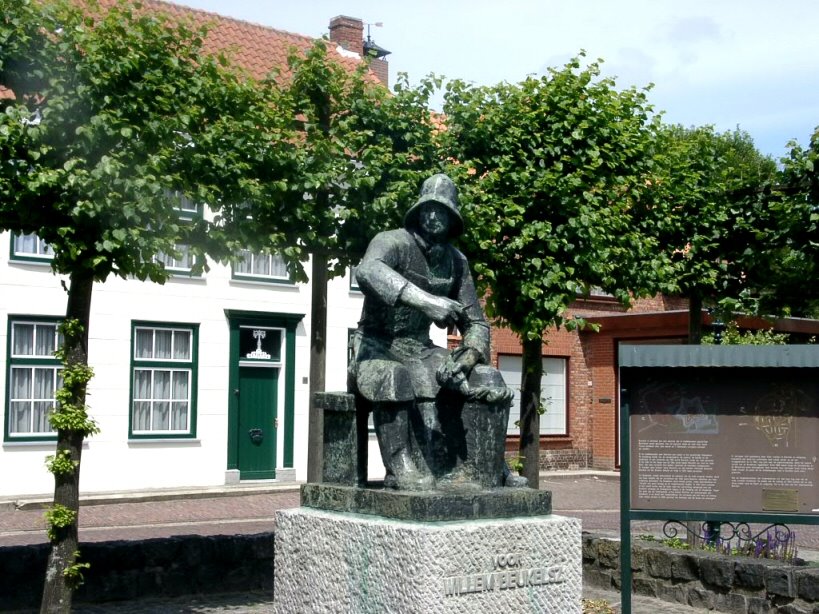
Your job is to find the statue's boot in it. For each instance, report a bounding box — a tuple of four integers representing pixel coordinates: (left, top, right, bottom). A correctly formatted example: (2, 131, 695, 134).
(437, 466, 482, 491)
(502, 461, 529, 488)
(373, 402, 434, 491)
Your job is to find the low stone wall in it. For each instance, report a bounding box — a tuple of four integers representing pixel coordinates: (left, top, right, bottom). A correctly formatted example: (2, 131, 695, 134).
(0, 533, 275, 610)
(583, 532, 819, 613)
(4, 531, 816, 611)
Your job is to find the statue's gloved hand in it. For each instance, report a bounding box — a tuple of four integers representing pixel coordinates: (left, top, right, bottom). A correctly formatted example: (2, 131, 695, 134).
(466, 386, 515, 404)
(436, 347, 482, 395)
(437, 356, 470, 395)
(401, 284, 465, 328)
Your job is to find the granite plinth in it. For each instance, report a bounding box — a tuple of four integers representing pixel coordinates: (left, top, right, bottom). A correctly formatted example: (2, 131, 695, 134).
(274, 507, 582, 614)
(301, 482, 552, 522)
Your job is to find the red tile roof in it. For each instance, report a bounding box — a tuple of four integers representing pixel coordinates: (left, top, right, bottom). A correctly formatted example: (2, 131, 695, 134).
(130, 0, 367, 81)
(0, 0, 372, 100)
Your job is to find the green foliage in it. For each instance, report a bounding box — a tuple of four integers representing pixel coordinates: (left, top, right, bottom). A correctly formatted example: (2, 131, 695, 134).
(442, 53, 672, 338)
(49, 319, 99, 436)
(702, 322, 789, 345)
(63, 553, 91, 590)
(441, 53, 670, 485)
(506, 456, 525, 474)
(638, 534, 691, 550)
(45, 449, 79, 476)
(0, 0, 286, 281)
(44, 504, 77, 541)
(246, 42, 441, 280)
(651, 125, 777, 313)
(743, 127, 819, 317)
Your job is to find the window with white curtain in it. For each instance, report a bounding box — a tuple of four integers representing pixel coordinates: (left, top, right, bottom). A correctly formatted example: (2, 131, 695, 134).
(130, 323, 198, 437)
(498, 355, 568, 435)
(232, 249, 290, 282)
(11, 233, 54, 260)
(349, 266, 361, 292)
(155, 243, 196, 274)
(5, 319, 62, 439)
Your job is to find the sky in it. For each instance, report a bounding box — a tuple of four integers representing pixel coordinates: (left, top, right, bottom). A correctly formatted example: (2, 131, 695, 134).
(173, 0, 819, 159)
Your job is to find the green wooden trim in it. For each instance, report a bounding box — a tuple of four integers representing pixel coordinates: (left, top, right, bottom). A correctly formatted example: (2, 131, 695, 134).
(231, 273, 295, 286)
(226, 320, 240, 470)
(4, 315, 62, 442)
(224, 310, 305, 327)
(128, 321, 199, 440)
(224, 310, 305, 475)
(231, 266, 296, 285)
(283, 323, 296, 468)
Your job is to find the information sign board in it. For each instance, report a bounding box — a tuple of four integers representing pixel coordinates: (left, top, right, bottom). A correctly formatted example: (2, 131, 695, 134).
(622, 367, 819, 515)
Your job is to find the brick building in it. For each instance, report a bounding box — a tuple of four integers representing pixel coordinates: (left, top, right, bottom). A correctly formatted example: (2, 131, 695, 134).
(491, 293, 819, 472)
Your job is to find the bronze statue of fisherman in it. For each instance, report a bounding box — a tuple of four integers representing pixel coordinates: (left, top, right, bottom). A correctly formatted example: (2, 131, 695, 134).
(349, 174, 525, 491)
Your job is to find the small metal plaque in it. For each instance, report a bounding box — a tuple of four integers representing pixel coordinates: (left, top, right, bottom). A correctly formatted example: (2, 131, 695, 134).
(762, 488, 799, 512)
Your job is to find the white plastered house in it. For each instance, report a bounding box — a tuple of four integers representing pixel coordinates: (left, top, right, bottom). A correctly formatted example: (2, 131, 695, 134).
(0, 3, 422, 498)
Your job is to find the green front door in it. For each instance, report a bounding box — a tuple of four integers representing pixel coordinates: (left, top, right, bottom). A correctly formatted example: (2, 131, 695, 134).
(237, 366, 278, 479)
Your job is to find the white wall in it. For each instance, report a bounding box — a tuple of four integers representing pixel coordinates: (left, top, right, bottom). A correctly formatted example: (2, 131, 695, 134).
(0, 232, 454, 497)
(0, 230, 313, 496)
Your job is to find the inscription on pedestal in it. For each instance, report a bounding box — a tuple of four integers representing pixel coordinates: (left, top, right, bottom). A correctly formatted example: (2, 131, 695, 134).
(442, 552, 568, 597)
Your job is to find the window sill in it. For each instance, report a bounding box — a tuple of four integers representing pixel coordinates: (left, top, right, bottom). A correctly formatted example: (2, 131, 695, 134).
(162, 274, 206, 283)
(9, 257, 55, 267)
(3, 439, 90, 449)
(230, 277, 297, 288)
(127, 438, 201, 446)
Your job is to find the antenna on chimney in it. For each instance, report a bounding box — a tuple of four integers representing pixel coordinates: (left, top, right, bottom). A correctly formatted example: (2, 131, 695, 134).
(366, 21, 383, 42)
(363, 21, 390, 59)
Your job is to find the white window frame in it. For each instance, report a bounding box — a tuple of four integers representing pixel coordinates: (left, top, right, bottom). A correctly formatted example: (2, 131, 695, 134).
(499, 355, 568, 436)
(232, 249, 291, 283)
(155, 243, 196, 275)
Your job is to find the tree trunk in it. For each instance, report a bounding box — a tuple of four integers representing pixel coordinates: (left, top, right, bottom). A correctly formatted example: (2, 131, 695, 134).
(518, 334, 543, 489)
(41, 269, 93, 614)
(306, 253, 328, 483)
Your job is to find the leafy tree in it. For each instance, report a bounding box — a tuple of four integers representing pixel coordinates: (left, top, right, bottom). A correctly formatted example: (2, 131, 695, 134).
(255, 42, 441, 480)
(0, 1, 289, 609)
(651, 125, 777, 340)
(441, 55, 671, 486)
(746, 127, 819, 318)
(702, 322, 790, 345)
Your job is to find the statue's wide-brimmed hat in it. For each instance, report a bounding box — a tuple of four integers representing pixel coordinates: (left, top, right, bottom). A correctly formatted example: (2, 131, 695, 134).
(404, 174, 464, 239)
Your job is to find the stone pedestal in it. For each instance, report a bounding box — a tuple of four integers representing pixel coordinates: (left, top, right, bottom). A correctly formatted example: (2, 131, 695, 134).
(274, 507, 582, 614)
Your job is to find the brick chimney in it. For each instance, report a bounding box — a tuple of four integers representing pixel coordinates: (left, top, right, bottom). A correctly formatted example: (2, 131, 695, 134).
(328, 15, 390, 88)
(328, 15, 364, 56)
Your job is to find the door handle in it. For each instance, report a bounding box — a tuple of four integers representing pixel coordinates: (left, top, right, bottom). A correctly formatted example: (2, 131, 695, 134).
(248, 428, 264, 444)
